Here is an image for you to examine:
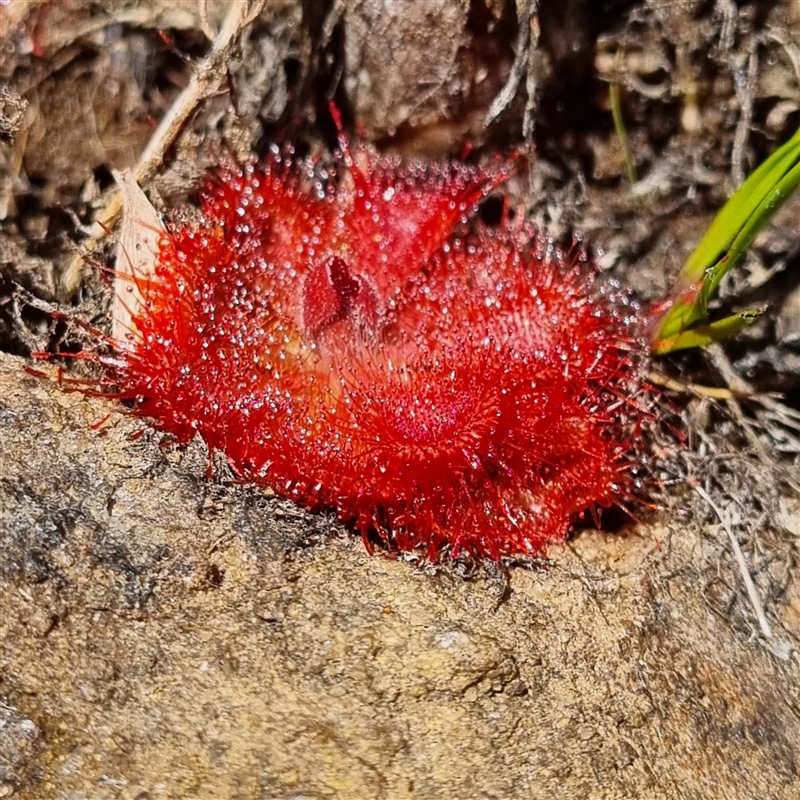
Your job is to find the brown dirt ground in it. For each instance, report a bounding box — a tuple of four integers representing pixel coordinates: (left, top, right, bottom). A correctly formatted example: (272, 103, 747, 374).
(1, 1, 800, 798)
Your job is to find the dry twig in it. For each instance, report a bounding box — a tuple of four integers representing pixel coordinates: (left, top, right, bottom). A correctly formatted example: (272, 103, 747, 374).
(730, 42, 759, 187)
(694, 484, 772, 639)
(62, 0, 267, 296)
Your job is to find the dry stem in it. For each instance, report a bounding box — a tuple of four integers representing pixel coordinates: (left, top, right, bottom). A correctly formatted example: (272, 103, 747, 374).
(694, 484, 772, 639)
(62, 0, 267, 297)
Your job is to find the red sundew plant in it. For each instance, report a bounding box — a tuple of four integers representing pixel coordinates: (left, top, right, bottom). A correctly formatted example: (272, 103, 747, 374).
(57, 119, 800, 562)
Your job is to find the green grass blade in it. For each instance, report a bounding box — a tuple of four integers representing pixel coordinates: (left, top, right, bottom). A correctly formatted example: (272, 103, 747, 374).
(653, 308, 763, 354)
(610, 50, 637, 187)
(651, 125, 800, 349)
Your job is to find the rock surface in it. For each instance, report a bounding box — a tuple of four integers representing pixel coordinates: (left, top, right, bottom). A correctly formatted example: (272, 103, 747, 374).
(1, 351, 799, 799)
